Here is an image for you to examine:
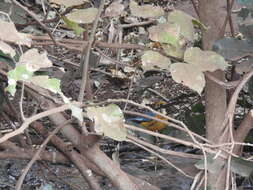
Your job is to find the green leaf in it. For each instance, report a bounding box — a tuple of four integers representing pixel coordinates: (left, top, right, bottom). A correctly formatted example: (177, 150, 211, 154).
(29, 76, 61, 94)
(62, 16, 85, 35)
(6, 65, 33, 95)
(192, 19, 207, 31)
(8, 65, 33, 81)
(148, 23, 180, 46)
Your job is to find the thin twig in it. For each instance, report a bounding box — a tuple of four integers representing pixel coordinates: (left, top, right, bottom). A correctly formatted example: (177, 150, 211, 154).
(95, 47, 125, 66)
(125, 123, 198, 148)
(31, 35, 183, 62)
(0, 102, 82, 143)
(127, 135, 201, 159)
(128, 137, 192, 178)
(190, 171, 203, 190)
(227, 0, 235, 37)
(190, 0, 200, 18)
(15, 120, 72, 190)
(147, 88, 170, 102)
(120, 19, 156, 29)
(220, 69, 253, 190)
(221, 69, 253, 141)
(219, 0, 235, 36)
(19, 82, 25, 120)
(78, 0, 105, 102)
(10, 0, 57, 45)
(124, 70, 137, 111)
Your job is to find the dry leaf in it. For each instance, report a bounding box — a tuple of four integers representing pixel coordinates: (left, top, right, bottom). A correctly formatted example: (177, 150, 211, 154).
(184, 47, 229, 72)
(49, 0, 86, 7)
(130, 0, 164, 18)
(104, 2, 124, 17)
(167, 10, 195, 42)
(141, 50, 171, 71)
(18, 49, 52, 72)
(170, 62, 205, 94)
(66, 8, 98, 24)
(86, 104, 127, 141)
(0, 20, 31, 46)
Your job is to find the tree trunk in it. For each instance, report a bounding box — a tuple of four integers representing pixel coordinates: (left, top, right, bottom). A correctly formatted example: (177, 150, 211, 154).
(199, 0, 228, 189)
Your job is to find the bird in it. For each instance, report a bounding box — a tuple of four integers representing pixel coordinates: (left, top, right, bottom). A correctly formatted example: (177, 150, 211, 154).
(126, 112, 168, 132)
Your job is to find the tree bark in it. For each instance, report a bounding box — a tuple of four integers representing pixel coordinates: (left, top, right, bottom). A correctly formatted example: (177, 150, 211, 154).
(199, 0, 228, 189)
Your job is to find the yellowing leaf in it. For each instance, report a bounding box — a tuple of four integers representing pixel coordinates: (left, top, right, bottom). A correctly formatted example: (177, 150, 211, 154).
(0, 41, 16, 58)
(170, 62, 205, 94)
(0, 20, 31, 46)
(184, 47, 229, 72)
(148, 23, 180, 46)
(18, 49, 52, 72)
(62, 16, 85, 35)
(130, 1, 164, 18)
(86, 104, 127, 141)
(167, 10, 195, 42)
(141, 50, 171, 71)
(66, 8, 98, 24)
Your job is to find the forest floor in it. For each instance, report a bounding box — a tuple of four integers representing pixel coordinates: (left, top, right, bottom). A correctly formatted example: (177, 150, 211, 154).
(0, 0, 245, 190)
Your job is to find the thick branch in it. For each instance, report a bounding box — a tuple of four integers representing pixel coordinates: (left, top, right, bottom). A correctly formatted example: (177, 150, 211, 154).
(0, 149, 69, 164)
